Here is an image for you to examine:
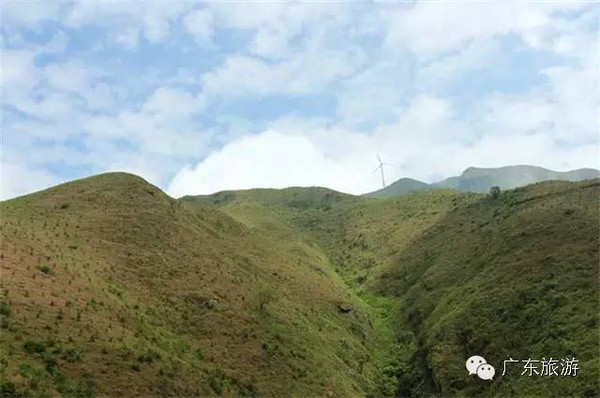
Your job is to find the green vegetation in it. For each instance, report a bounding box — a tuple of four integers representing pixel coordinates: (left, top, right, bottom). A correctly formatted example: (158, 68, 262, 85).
(62, 348, 82, 363)
(23, 341, 46, 354)
(0, 302, 10, 316)
(365, 177, 432, 197)
(489, 185, 501, 198)
(1, 172, 597, 396)
(37, 265, 52, 275)
(0, 173, 384, 396)
(377, 180, 600, 397)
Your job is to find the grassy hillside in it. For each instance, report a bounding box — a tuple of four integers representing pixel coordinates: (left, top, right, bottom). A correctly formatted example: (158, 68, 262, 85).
(184, 187, 478, 290)
(2, 173, 598, 397)
(190, 180, 599, 397)
(365, 178, 431, 197)
(377, 180, 600, 397)
(0, 173, 391, 397)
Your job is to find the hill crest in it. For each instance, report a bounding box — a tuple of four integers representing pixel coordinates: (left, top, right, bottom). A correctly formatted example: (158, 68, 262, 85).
(367, 165, 600, 197)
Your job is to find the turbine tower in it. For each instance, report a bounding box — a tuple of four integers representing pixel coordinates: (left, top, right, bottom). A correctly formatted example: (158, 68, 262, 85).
(373, 154, 393, 188)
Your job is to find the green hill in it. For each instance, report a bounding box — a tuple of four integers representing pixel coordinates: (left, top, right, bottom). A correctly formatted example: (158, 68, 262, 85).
(0, 173, 392, 397)
(376, 180, 600, 397)
(367, 165, 600, 197)
(1, 173, 598, 397)
(365, 178, 432, 197)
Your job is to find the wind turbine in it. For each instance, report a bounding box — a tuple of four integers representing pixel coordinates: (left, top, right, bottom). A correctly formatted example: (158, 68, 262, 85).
(373, 154, 393, 188)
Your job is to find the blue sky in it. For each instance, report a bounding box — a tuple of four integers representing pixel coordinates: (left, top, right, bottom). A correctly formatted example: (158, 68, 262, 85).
(1, 1, 598, 199)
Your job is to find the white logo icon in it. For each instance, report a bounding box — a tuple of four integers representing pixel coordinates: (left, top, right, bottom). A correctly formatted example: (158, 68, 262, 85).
(466, 355, 486, 375)
(477, 363, 495, 380)
(466, 355, 495, 380)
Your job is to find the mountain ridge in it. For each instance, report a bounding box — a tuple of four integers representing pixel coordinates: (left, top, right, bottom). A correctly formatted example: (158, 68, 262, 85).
(366, 165, 600, 197)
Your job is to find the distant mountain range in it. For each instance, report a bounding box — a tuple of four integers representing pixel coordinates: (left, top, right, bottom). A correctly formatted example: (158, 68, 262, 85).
(366, 165, 600, 197)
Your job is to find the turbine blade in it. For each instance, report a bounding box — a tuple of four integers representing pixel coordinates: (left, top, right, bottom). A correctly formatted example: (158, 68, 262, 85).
(372, 165, 382, 173)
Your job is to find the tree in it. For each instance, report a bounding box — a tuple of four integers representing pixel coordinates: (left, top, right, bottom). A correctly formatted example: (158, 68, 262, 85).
(489, 186, 501, 199)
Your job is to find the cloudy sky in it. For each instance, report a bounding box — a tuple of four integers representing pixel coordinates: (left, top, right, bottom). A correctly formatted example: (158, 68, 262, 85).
(1, 1, 598, 199)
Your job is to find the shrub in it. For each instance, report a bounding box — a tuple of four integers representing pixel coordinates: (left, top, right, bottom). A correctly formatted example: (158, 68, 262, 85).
(44, 354, 58, 374)
(37, 265, 52, 275)
(208, 368, 229, 395)
(19, 363, 44, 389)
(0, 382, 19, 397)
(489, 186, 501, 199)
(206, 298, 220, 310)
(63, 348, 82, 363)
(24, 340, 46, 354)
(255, 288, 273, 315)
(137, 350, 159, 363)
(0, 302, 10, 316)
(78, 373, 95, 397)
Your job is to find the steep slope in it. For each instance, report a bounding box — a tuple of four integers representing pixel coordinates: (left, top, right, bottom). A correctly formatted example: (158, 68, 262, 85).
(191, 180, 599, 397)
(185, 187, 482, 397)
(433, 165, 600, 193)
(365, 178, 431, 198)
(377, 179, 600, 397)
(0, 173, 386, 397)
(183, 187, 475, 289)
(182, 187, 407, 395)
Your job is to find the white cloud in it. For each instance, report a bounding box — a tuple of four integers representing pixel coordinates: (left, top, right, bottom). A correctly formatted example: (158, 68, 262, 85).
(167, 96, 457, 197)
(83, 86, 208, 157)
(42, 31, 69, 53)
(19, 92, 83, 126)
(0, 34, 68, 103)
(183, 8, 213, 46)
(206, 1, 353, 58)
(167, 130, 379, 197)
(4, 59, 116, 113)
(142, 86, 205, 117)
(0, 162, 60, 200)
(203, 50, 360, 97)
(335, 62, 409, 126)
(206, 2, 285, 31)
(168, 87, 599, 197)
(541, 65, 599, 143)
(251, 27, 291, 58)
(66, 0, 191, 46)
(417, 39, 499, 90)
(383, 94, 456, 140)
(43, 60, 103, 94)
(382, 2, 553, 61)
(479, 95, 554, 136)
(113, 27, 140, 49)
(0, 49, 37, 98)
(0, 1, 61, 27)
